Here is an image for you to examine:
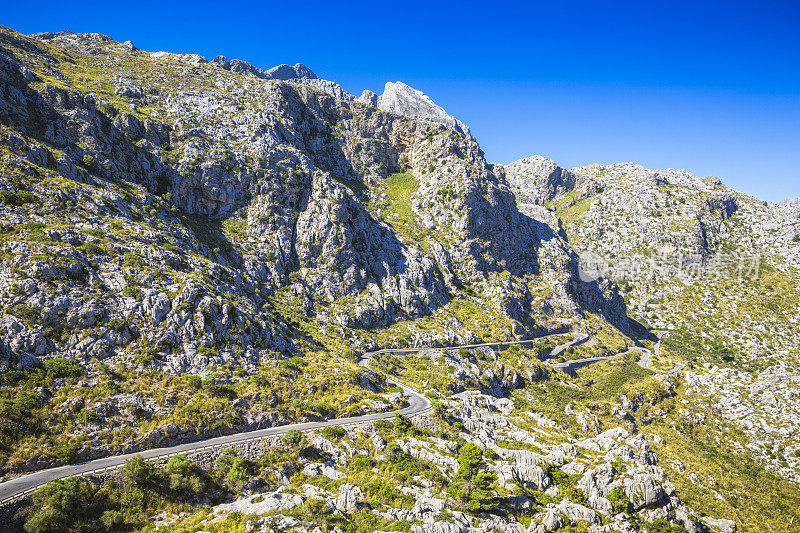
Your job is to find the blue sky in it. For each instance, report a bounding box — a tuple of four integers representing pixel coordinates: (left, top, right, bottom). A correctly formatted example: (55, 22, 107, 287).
(4, 0, 799, 201)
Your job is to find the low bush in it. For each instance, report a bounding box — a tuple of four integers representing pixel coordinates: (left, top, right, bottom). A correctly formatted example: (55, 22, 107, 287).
(607, 486, 631, 514)
(0, 190, 40, 206)
(282, 429, 305, 449)
(322, 425, 346, 440)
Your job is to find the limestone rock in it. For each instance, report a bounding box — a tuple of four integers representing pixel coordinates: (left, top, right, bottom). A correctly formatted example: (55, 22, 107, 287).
(376, 81, 472, 139)
(335, 483, 364, 512)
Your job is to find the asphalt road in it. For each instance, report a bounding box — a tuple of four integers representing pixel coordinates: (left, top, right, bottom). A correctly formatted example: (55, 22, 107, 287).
(550, 346, 647, 373)
(0, 329, 631, 504)
(550, 331, 687, 376)
(0, 375, 429, 504)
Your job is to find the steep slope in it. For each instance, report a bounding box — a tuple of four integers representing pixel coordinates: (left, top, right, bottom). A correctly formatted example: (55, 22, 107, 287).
(0, 24, 642, 481)
(357, 81, 474, 140)
(0, 26, 633, 376)
(2, 24, 777, 533)
(505, 154, 800, 526)
(505, 155, 598, 206)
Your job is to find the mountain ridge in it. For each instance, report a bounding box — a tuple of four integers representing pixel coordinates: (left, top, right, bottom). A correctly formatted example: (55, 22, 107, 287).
(0, 24, 798, 533)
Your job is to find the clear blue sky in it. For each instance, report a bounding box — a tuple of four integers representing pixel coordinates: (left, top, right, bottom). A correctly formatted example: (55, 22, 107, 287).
(4, 0, 799, 201)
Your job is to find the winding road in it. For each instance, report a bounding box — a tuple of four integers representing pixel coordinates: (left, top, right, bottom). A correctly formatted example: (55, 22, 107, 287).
(0, 329, 673, 505)
(550, 331, 669, 374)
(0, 373, 430, 504)
(551, 345, 650, 373)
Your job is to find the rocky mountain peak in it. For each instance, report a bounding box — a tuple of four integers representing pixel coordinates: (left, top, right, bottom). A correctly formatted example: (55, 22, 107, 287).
(356, 89, 378, 107)
(373, 81, 473, 140)
(31, 30, 115, 47)
(572, 162, 712, 190)
(504, 155, 588, 205)
(210, 56, 317, 81)
(778, 198, 800, 215)
(265, 62, 318, 80)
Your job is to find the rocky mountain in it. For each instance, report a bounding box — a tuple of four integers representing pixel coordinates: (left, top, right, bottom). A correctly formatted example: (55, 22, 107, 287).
(505, 155, 595, 206)
(0, 26, 633, 376)
(777, 198, 800, 215)
(506, 154, 800, 524)
(358, 81, 474, 140)
(0, 24, 797, 533)
(209, 57, 318, 81)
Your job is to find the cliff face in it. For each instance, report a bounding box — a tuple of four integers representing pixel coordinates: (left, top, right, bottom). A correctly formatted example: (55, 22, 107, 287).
(3, 26, 797, 533)
(506, 153, 800, 491)
(0, 27, 629, 374)
(505, 157, 743, 259)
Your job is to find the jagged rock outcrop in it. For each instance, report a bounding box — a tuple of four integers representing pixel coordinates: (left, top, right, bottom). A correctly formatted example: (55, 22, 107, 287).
(504, 155, 598, 205)
(264, 62, 317, 81)
(30, 31, 117, 52)
(777, 198, 800, 217)
(0, 25, 632, 374)
(210, 56, 318, 81)
(374, 81, 473, 140)
(508, 158, 747, 271)
(211, 55, 271, 78)
(357, 89, 378, 107)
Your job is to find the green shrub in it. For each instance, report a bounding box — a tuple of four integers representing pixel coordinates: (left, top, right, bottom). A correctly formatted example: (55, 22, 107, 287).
(100, 510, 125, 528)
(24, 477, 93, 533)
(250, 374, 268, 387)
(350, 455, 377, 471)
(374, 419, 393, 433)
(121, 455, 156, 488)
(2, 369, 25, 386)
(504, 344, 522, 356)
(43, 358, 82, 379)
(644, 518, 688, 533)
(209, 384, 237, 400)
(547, 465, 569, 486)
(302, 497, 331, 522)
(321, 425, 346, 440)
(393, 414, 412, 434)
(607, 486, 632, 514)
(462, 471, 497, 514)
(13, 390, 40, 415)
(107, 317, 127, 332)
(341, 348, 358, 363)
(165, 454, 206, 497)
(431, 400, 448, 419)
(216, 449, 254, 487)
(123, 285, 143, 300)
(78, 242, 106, 255)
(0, 190, 40, 205)
(8, 302, 40, 322)
(308, 400, 335, 417)
(448, 442, 498, 515)
(282, 429, 305, 449)
(456, 443, 485, 480)
(54, 442, 79, 465)
(201, 375, 217, 390)
(123, 252, 146, 269)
